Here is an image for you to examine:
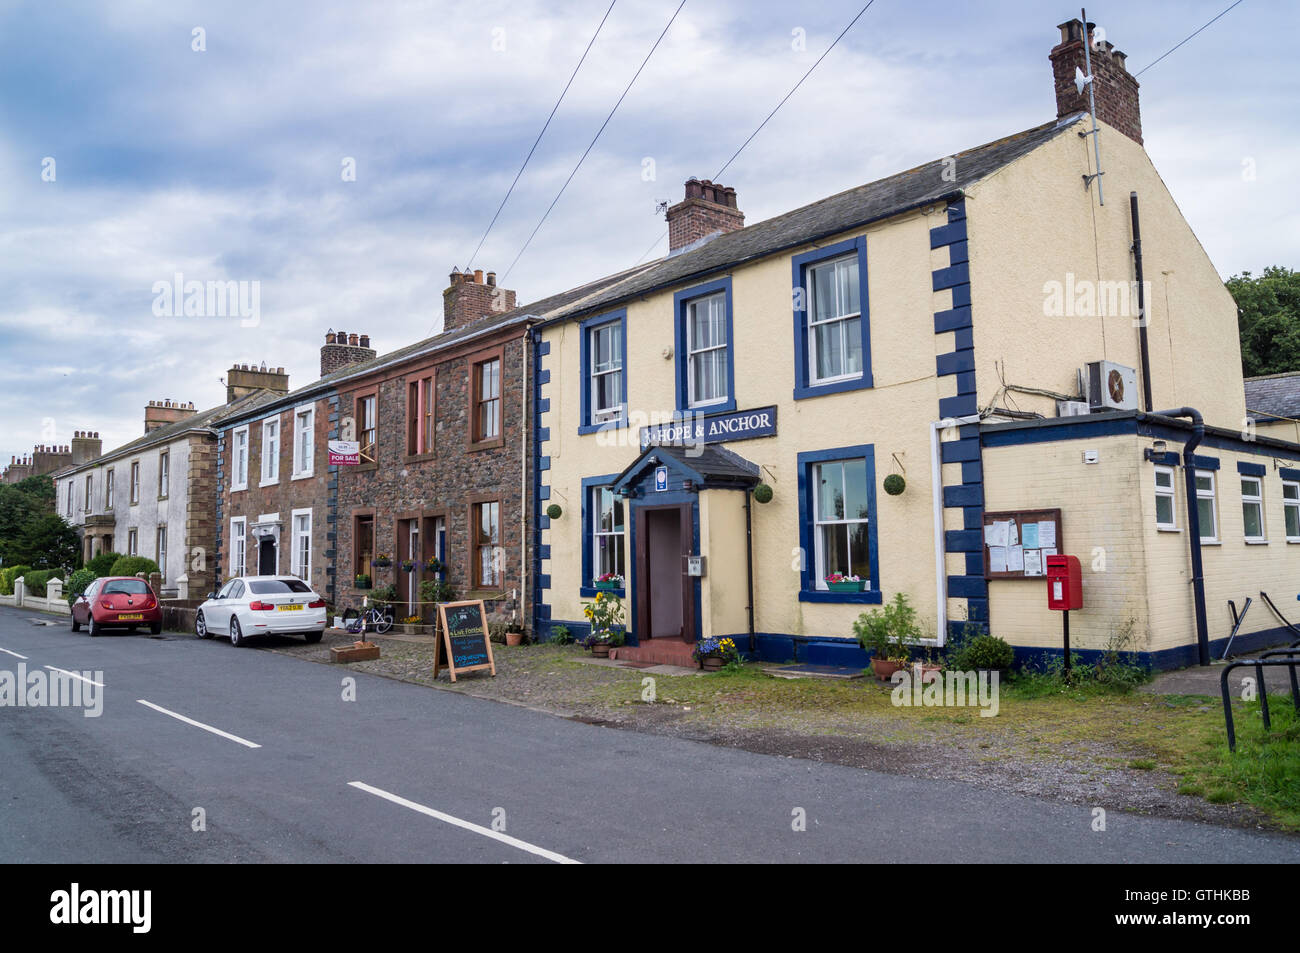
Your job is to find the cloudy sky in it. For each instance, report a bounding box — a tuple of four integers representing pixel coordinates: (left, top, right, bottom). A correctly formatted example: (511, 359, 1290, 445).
(0, 0, 1294, 463)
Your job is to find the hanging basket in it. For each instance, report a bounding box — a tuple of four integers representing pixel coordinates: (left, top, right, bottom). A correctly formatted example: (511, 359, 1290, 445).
(546, 503, 563, 520)
(883, 474, 906, 496)
(753, 483, 773, 504)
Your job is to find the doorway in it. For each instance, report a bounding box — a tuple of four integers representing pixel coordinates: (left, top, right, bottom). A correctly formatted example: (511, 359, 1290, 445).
(257, 537, 277, 576)
(635, 503, 693, 643)
(407, 520, 421, 614)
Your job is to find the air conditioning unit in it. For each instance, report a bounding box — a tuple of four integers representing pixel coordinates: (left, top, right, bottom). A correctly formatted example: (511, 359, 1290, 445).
(1085, 361, 1138, 412)
(1056, 400, 1090, 417)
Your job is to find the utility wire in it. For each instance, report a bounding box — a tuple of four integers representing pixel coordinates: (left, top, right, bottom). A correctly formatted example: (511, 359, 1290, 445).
(1134, 0, 1245, 76)
(465, 0, 617, 271)
(633, 0, 878, 266)
(501, 0, 687, 282)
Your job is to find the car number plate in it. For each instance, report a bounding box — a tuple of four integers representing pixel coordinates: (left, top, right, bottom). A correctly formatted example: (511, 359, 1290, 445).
(277, 604, 303, 611)
(118, 613, 144, 621)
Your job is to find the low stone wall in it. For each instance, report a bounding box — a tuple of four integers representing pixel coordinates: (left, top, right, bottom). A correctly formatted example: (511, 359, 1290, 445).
(162, 604, 198, 635)
(11, 578, 70, 616)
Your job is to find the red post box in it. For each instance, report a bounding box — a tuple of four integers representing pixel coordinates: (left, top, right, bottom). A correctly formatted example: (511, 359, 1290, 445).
(1045, 555, 1082, 610)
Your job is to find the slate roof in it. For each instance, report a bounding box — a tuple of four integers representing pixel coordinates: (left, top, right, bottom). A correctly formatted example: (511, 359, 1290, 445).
(1245, 372, 1300, 422)
(615, 443, 760, 491)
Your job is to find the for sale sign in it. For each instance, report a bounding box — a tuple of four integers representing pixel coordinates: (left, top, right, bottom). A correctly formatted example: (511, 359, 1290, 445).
(328, 440, 360, 465)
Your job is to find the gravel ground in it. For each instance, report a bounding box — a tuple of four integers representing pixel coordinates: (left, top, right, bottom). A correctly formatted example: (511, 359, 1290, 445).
(257, 628, 1284, 833)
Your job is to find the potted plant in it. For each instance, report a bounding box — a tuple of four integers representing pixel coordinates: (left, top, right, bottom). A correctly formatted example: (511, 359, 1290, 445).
(692, 636, 740, 671)
(424, 557, 444, 575)
(853, 592, 925, 680)
(506, 622, 526, 647)
(582, 591, 625, 658)
(355, 573, 372, 590)
(593, 572, 623, 592)
(399, 559, 418, 572)
(371, 553, 393, 570)
(825, 572, 865, 593)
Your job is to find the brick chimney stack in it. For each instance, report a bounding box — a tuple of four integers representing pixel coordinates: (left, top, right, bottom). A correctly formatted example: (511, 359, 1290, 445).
(443, 267, 516, 333)
(71, 430, 103, 465)
(144, 399, 198, 434)
(321, 329, 377, 377)
(666, 179, 745, 254)
(1050, 18, 1142, 145)
(226, 363, 290, 404)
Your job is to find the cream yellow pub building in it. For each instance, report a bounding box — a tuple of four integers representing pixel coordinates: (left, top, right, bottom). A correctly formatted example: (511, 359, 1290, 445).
(526, 20, 1300, 669)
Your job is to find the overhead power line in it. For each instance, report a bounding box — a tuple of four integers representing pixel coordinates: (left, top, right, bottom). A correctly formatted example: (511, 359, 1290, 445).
(465, 0, 617, 271)
(1134, 0, 1245, 76)
(634, 0, 878, 265)
(501, 0, 688, 282)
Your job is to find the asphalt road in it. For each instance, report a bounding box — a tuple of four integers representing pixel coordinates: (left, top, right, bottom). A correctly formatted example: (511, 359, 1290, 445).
(1, 605, 1297, 864)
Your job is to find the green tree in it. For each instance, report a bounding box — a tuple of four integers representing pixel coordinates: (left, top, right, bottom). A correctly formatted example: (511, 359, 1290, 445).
(13, 514, 80, 570)
(0, 474, 57, 567)
(1228, 266, 1300, 377)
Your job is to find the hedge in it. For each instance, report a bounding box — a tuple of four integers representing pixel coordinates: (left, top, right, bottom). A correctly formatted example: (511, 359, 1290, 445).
(22, 569, 64, 597)
(65, 568, 97, 605)
(87, 552, 123, 577)
(108, 556, 160, 578)
(0, 565, 32, 596)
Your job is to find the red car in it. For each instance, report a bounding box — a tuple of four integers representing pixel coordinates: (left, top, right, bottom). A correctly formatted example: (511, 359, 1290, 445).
(70, 576, 163, 636)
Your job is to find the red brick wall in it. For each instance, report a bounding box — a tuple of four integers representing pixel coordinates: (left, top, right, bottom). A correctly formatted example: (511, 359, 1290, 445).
(1050, 21, 1142, 145)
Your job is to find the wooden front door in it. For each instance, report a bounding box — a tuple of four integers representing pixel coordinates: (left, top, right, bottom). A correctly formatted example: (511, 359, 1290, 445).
(634, 503, 694, 643)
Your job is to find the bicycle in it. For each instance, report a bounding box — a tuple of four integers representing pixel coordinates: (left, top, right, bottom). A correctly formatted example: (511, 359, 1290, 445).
(341, 602, 394, 635)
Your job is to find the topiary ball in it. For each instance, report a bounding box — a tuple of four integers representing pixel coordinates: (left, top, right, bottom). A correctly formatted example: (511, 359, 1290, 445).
(752, 483, 773, 504)
(883, 474, 906, 496)
(546, 503, 562, 520)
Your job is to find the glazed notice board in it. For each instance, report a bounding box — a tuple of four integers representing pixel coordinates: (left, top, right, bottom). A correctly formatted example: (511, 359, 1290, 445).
(433, 600, 496, 681)
(982, 508, 1063, 579)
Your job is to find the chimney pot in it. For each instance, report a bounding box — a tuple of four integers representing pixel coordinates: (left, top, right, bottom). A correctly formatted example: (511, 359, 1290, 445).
(486, 271, 496, 287)
(359, 334, 370, 348)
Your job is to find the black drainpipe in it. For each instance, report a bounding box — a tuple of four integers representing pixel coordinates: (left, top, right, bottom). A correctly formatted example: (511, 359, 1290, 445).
(744, 490, 756, 655)
(1130, 192, 1153, 413)
(1153, 407, 1210, 665)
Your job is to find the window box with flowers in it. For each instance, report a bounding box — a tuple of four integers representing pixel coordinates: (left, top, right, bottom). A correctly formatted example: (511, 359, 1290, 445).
(825, 573, 865, 592)
(593, 572, 623, 592)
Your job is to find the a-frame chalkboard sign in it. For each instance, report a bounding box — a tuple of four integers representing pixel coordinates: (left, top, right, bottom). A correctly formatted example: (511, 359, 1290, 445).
(433, 600, 496, 681)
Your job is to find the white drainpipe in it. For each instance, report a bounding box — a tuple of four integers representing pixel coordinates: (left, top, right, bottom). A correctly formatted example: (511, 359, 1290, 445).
(929, 414, 982, 647)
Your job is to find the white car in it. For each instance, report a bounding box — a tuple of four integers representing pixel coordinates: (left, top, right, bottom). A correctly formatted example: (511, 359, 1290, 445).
(196, 575, 327, 646)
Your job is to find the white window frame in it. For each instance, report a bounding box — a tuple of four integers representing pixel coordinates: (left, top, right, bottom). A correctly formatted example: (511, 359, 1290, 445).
(588, 321, 624, 424)
(84, 474, 93, 513)
(232, 426, 249, 491)
(127, 528, 138, 557)
(1195, 469, 1218, 543)
(1154, 465, 1178, 531)
(812, 458, 872, 590)
(1283, 479, 1300, 543)
(291, 508, 312, 582)
(261, 417, 280, 485)
(65, 480, 73, 517)
(105, 469, 114, 510)
(292, 406, 315, 479)
(590, 485, 625, 581)
(130, 461, 141, 505)
(1241, 475, 1266, 543)
(806, 254, 863, 386)
(157, 525, 167, 580)
(158, 450, 169, 498)
(229, 517, 247, 578)
(686, 292, 729, 409)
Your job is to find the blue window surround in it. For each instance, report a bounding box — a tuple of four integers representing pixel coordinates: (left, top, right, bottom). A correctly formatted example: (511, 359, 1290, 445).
(1237, 461, 1266, 477)
(796, 444, 881, 604)
(578, 309, 628, 435)
(673, 277, 736, 415)
(791, 236, 873, 401)
(580, 473, 625, 598)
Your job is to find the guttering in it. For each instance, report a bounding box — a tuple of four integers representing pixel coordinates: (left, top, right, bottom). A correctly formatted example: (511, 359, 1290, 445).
(520, 325, 530, 630)
(1151, 407, 1211, 666)
(744, 491, 756, 654)
(930, 413, 981, 646)
(532, 190, 969, 332)
(1130, 192, 1153, 412)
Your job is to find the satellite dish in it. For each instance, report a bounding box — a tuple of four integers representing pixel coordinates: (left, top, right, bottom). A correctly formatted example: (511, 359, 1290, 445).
(1074, 66, 1092, 96)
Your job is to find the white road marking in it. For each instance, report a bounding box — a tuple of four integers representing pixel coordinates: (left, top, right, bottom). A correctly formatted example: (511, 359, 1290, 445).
(0, 646, 28, 660)
(44, 666, 103, 687)
(348, 781, 580, 864)
(136, 699, 261, 749)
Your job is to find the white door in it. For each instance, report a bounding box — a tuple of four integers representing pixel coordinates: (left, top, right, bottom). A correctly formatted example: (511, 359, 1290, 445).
(408, 523, 420, 612)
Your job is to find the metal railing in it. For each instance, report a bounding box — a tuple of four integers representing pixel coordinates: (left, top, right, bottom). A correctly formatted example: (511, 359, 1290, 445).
(1219, 650, 1300, 752)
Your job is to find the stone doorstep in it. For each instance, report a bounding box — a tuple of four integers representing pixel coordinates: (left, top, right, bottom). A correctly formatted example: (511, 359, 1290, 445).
(577, 657, 702, 677)
(763, 664, 865, 680)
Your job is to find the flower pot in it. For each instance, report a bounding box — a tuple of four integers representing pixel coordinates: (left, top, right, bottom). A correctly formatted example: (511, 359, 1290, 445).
(355, 581, 372, 590)
(826, 580, 865, 593)
(871, 657, 906, 681)
(591, 643, 610, 658)
(701, 655, 724, 671)
(506, 631, 524, 646)
(594, 582, 620, 592)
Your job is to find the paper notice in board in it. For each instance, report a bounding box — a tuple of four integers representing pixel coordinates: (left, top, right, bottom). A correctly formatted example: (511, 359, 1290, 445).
(984, 521, 1009, 548)
(1007, 520, 1019, 547)
(1041, 547, 1057, 560)
(988, 546, 1007, 573)
(1023, 549, 1044, 576)
(1007, 546, 1025, 572)
(1038, 521, 1057, 548)
(1021, 522, 1040, 549)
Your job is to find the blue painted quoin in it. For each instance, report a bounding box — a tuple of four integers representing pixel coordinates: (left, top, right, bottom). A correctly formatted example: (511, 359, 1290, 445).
(931, 198, 987, 639)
